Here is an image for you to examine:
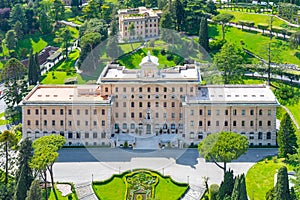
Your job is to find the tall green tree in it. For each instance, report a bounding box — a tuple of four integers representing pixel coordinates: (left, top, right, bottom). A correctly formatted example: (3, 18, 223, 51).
(55, 27, 73, 60)
(278, 113, 298, 158)
(82, 0, 103, 19)
(205, 0, 218, 15)
(174, 0, 185, 31)
(25, 179, 42, 200)
(9, 4, 27, 34)
(50, 0, 65, 23)
(198, 132, 248, 174)
(231, 174, 247, 200)
(128, 22, 135, 50)
(289, 31, 300, 49)
(79, 32, 102, 66)
(106, 36, 122, 60)
(30, 135, 66, 200)
(5, 30, 17, 53)
(198, 17, 209, 51)
(39, 10, 53, 34)
(218, 169, 235, 199)
(275, 166, 290, 200)
(13, 20, 23, 39)
(0, 130, 17, 185)
(212, 13, 234, 40)
(213, 42, 245, 84)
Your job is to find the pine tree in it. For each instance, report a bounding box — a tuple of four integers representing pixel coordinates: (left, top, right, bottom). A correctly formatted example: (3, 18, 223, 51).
(275, 166, 290, 200)
(290, 187, 297, 200)
(278, 113, 298, 158)
(218, 169, 235, 199)
(239, 174, 248, 200)
(231, 175, 240, 200)
(198, 17, 209, 51)
(25, 179, 42, 200)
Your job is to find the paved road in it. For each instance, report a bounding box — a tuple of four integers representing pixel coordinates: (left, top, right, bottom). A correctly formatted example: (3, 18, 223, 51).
(54, 148, 277, 187)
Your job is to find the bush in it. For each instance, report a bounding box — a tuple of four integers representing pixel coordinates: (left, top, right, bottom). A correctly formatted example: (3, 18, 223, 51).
(166, 54, 173, 61)
(124, 141, 128, 148)
(209, 184, 219, 200)
(160, 49, 166, 55)
(209, 39, 226, 51)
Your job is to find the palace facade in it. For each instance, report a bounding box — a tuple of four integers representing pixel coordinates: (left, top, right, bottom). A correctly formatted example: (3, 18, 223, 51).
(118, 7, 162, 41)
(21, 53, 279, 148)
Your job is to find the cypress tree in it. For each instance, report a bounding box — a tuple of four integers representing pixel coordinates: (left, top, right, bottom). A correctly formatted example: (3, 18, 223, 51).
(199, 17, 209, 51)
(25, 179, 42, 200)
(275, 166, 290, 200)
(218, 169, 235, 199)
(239, 174, 247, 200)
(290, 187, 297, 200)
(231, 175, 240, 200)
(34, 52, 41, 83)
(278, 113, 298, 158)
(27, 49, 34, 85)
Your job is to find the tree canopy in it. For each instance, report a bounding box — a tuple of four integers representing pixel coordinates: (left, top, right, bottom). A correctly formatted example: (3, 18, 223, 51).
(198, 131, 248, 174)
(212, 13, 234, 40)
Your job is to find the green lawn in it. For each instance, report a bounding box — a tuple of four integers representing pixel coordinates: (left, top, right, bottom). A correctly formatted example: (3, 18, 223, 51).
(46, 184, 77, 200)
(209, 24, 300, 65)
(56, 49, 80, 71)
(219, 10, 289, 28)
(155, 177, 188, 200)
(93, 170, 188, 200)
(118, 48, 184, 69)
(119, 42, 142, 54)
(286, 102, 300, 128)
(93, 177, 126, 200)
(246, 157, 293, 200)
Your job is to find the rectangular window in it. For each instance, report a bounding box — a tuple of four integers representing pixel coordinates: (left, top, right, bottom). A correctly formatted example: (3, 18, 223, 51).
(123, 87, 126, 92)
(233, 109, 237, 115)
(199, 121, 203, 126)
(105, 87, 108, 92)
(242, 121, 245, 126)
(123, 102, 126, 107)
(85, 109, 88, 115)
(190, 87, 193, 92)
(94, 109, 97, 115)
(116, 102, 119, 107)
(179, 113, 183, 119)
(268, 109, 271, 116)
(35, 120, 39, 126)
(52, 120, 55, 126)
(27, 120, 31, 126)
(163, 102, 167, 107)
(27, 109, 30, 115)
(250, 121, 254, 126)
(85, 121, 88, 126)
(180, 87, 183, 92)
(164, 87, 167, 92)
(233, 121, 237, 126)
(131, 102, 135, 108)
(131, 112, 135, 118)
(139, 87, 142, 92)
(190, 110, 194, 116)
(115, 113, 119, 118)
(172, 102, 175, 107)
(60, 109, 63, 115)
(76, 132, 81, 139)
(199, 109, 203, 115)
(172, 87, 175, 92)
(155, 102, 159, 107)
(190, 121, 194, 126)
(216, 121, 219, 126)
(102, 109, 105, 115)
(93, 132, 97, 138)
(171, 113, 175, 119)
(156, 112, 159, 118)
(207, 110, 211, 115)
(139, 102, 143, 107)
(44, 120, 47, 126)
(258, 132, 263, 139)
(207, 121, 211, 126)
(52, 109, 55, 115)
(85, 132, 89, 138)
(155, 87, 159, 92)
(242, 110, 245, 116)
(68, 109, 72, 115)
(60, 120, 63, 126)
(225, 110, 229, 116)
(77, 120, 80, 126)
(115, 87, 118, 92)
(131, 87, 134, 92)
(68, 121, 72, 126)
(268, 121, 271, 126)
(102, 120, 105, 126)
(93, 121, 97, 126)
(259, 121, 262, 126)
(36, 109, 39, 115)
(123, 112, 126, 118)
(44, 109, 47, 115)
(68, 132, 73, 139)
(267, 132, 271, 139)
(224, 121, 228, 126)
(139, 113, 143, 118)
(250, 109, 254, 115)
(216, 110, 220, 116)
(163, 113, 166, 118)
(147, 87, 151, 92)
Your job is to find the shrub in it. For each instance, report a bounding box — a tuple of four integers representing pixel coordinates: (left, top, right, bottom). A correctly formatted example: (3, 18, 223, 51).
(209, 184, 219, 200)
(160, 49, 166, 55)
(166, 54, 173, 61)
(124, 141, 128, 148)
(209, 39, 226, 51)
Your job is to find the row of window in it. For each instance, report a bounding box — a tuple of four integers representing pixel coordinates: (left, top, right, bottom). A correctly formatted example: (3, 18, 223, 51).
(28, 131, 106, 139)
(114, 123, 183, 130)
(192, 120, 272, 127)
(114, 112, 183, 119)
(115, 94, 181, 100)
(123, 19, 157, 25)
(189, 132, 272, 140)
(27, 120, 106, 127)
(27, 108, 106, 116)
(196, 109, 272, 116)
(104, 86, 194, 93)
(116, 101, 180, 108)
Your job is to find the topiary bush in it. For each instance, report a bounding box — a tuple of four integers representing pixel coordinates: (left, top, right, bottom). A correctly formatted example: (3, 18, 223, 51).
(209, 184, 219, 200)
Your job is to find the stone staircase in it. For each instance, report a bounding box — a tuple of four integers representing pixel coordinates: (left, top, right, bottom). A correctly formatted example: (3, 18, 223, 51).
(75, 182, 98, 200)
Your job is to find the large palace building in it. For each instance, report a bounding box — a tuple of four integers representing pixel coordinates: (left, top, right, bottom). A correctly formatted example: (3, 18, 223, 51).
(21, 53, 279, 149)
(118, 7, 162, 41)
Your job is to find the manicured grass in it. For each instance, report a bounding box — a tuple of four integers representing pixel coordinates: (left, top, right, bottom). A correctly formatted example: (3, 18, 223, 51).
(246, 157, 293, 200)
(119, 42, 142, 54)
(56, 49, 80, 71)
(242, 76, 265, 84)
(219, 10, 289, 28)
(155, 177, 188, 200)
(93, 177, 126, 200)
(209, 24, 300, 65)
(67, 18, 84, 25)
(286, 102, 300, 127)
(118, 48, 184, 69)
(93, 170, 188, 200)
